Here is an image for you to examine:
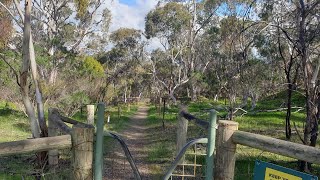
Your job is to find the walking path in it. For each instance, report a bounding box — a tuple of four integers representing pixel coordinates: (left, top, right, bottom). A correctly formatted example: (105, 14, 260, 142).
(104, 106, 152, 179)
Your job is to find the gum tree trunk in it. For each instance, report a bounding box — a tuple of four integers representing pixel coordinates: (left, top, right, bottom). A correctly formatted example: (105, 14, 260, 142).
(21, 0, 41, 138)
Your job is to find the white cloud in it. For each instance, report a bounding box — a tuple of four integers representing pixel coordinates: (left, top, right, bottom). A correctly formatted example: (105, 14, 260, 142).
(106, 0, 159, 32)
(103, 0, 162, 51)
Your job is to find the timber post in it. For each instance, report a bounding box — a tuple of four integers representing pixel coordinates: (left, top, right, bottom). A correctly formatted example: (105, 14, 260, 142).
(205, 110, 217, 180)
(214, 120, 238, 180)
(48, 108, 59, 168)
(87, 105, 95, 125)
(72, 124, 94, 180)
(176, 109, 188, 158)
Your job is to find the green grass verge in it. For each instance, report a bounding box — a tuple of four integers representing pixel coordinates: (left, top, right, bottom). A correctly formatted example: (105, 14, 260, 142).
(0, 103, 31, 142)
(104, 104, 138, 132)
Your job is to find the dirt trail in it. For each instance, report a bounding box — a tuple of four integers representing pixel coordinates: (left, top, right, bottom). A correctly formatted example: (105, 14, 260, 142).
(104, 106, 153, 180)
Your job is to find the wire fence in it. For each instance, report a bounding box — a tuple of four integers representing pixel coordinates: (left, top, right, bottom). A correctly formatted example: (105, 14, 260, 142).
(169, 143, 207, 180)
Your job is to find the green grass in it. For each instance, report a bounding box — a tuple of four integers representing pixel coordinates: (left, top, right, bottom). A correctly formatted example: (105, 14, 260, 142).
(146, 96, 320, 179)
(0, 102, 138, 179)
(255, 90, 305, 110)
(0, 102, 73, 179)
(147, 143, 172, 163)
(104, 104, 138, 131)
(70, 103, 138, 131)
(0, 104, 31, 142)
(1, 95, 319, 179)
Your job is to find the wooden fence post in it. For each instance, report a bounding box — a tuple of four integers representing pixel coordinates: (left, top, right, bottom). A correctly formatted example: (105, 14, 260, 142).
(48, 108, 59, 168)
(176, 111, 188, 157)
(214, 120, 238, 180)
(87, 105, 95, 125)
(72, 124, 94, 180)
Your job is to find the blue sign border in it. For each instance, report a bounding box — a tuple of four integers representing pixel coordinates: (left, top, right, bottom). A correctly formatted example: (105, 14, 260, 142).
(253, 160, 318, 180)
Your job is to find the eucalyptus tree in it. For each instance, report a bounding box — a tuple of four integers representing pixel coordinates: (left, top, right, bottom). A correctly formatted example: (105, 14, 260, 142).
(251, 0, 319, 171)
(194, 0, 282, 117)
(98, 28, 144, 103)
(192, 25, 220, 99)
(184, 0, 222, 101)
(0, 0, 12, 50)
(208, 13, 268, 118)
(148, 0, 222, 101)
(0, 0, 44, 138)
(295, 1, 319, 171)
(145, 2, 192, 103)
(0, 0, 17, 103)
(0, 0, 50, 168)
(31, 0, 111, 84)
(0, 0, 111, 140)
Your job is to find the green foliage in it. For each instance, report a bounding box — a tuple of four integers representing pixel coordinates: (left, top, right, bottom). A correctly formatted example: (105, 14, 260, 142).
(259, 2, 274, 21)
(58, 91, 90, 116)
(82, 56, 104, 77)
(0, 17, 12, 49)
(0, 51, 20, 98)
(145, 2, 191, 40)
(98, 48, 126, 66)
(110, 28, 141, 49)
(0, 1, 13, 50)
(4, 102, 17, 110)
(34, 45, 51, 67)
(74, 0, 89, 19)
(61, 24, 77, 41)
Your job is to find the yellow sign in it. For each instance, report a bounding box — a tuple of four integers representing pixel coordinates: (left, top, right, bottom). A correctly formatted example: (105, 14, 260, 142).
(265, 168, 302, 180)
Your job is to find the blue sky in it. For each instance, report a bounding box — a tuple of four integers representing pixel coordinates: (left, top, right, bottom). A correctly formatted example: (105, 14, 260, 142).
(119, 0, 137, 6)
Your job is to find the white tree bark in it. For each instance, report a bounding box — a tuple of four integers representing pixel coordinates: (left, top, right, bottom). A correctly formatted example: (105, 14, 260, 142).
(21, 0, 41, 138)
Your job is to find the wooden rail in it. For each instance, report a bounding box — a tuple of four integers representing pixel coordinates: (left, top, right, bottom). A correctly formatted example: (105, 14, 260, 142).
(215, 120, 320, 180)
(0, 107, 95, 180)
(0, 135, 71, 156)
(48, 108, 72, 134)
(232, 130, 320, 164)
(47, 107, 94, 179)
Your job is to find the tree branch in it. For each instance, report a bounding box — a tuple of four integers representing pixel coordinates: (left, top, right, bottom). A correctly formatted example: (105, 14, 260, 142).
(0, 53, 20, 87)
(293, 122, 306, 144)
(0, 1, 23, 28)
(13, 0, 24, 22)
